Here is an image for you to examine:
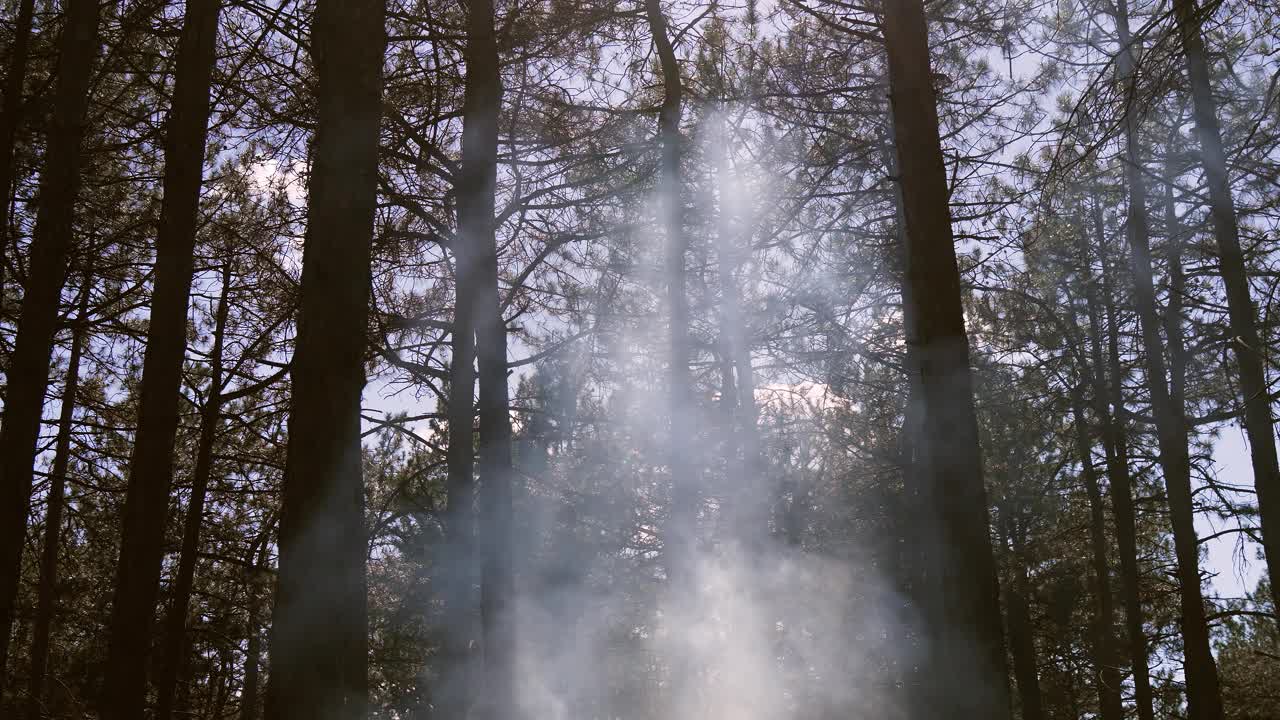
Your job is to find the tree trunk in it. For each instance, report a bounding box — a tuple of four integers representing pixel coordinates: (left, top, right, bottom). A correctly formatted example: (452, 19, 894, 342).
(712, 116, 764, 539)
(881, 1, 1011, 716)
(455, 0, 515, 715)
(24, 272, 92, 719)
(1069, 387, 1124, 720)
(1001, 516, 1044, 720)
(1111, 1, 1224, 716)
(644, 0, 700, 586)
(0, 0, 35, 310)
(439, 278, 477, 717)
(241, 603, 262, 720)
(99, 2, 223, 715)
(154, 260, 232, 720)
(1172, 0, 1280, 614)
(644, 1, 706, 710)
(0, 0, 102, 688)
(263, 0, 385, 717)
(1089, 196, 1156, 720)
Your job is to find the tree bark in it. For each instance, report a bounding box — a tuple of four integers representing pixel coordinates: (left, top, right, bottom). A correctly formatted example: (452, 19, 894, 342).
(0, 0, 35, 310)
(881, 1, 1011, 716)
(1172, 0, 1280, 614)
(154, 260, 232, 720)
(0, 0, 102, 688)
(99, 2, 223, 715)
(24, 272, 92, 719)
(263, 0, 385, 717)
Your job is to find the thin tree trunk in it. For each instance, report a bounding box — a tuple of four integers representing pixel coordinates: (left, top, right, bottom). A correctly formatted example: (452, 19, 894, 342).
(1163, 150, 1189, 420)
(1069, 387, 1124, 720)
(1111, 1, 1224, 716)
(644, 3, 704, 712)
(263, 0, 385, 717)
(1172, 0, 1280, 614)
(1001, 511, 1044, 720)
(881, 1, 1011, 717)
(1089, 196, 1157, 720)
(241, 603, 262, 720)
(0, 0, 102, 688)
(154, 260, 232, 720)
(456, 0, 515, 714)
(0, 0, 35, 309)
(712, 115, 763, 538)
(100, 2, 223, 715)
(644, 0, 699, 587)
(24, 272, 92, 720)
(439, 277, 477, 718)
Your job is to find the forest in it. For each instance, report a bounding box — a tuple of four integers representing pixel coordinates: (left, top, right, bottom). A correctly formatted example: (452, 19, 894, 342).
(0, 0, 1278, 718)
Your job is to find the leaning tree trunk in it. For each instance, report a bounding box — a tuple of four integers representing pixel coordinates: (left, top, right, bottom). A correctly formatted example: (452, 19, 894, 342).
(1172, 0, 1280, 614)
(881, 0, 1011, 717)
(1088, 195, 1157, 720)
(0, 0, 35, 309)
(263, 0, 385, 718)
(100, 3, 224, 716)
(154, 260, 232, 720)
(24, 271, 92, 720)
(0, 0, 102, 688)
(1111, 2, 1224, 717)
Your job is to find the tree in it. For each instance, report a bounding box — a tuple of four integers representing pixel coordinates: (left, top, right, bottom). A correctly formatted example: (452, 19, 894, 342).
(881, 0, 1012, 716)
(264, 0, 386, 717)
(99, 2, 223, 715)
(0, 0, 35, 310)
(0, 0, 102, 688)
(1171, 0, 1280, 616)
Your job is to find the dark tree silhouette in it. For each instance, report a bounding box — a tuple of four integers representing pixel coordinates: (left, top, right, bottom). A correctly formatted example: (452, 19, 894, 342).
(264, 0, 386, 717)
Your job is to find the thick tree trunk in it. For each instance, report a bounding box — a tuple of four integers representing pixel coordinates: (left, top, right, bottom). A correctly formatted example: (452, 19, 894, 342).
(263, 0, 384, 718)
(0, 0, 101, 688)
(99, 2, 223, 715)
(881, 1, 1011, 717)
(1089, 197, 1157, 720)
(154, 260, 232, 720)
(1111, 2, 1224, 716)
(0, 0, 35, 309)
(1172, 0, 1280, 614)
(24, 273, 92, 720)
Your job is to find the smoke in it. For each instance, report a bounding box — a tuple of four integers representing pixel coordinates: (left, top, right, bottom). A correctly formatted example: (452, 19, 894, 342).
(420, 106, 924, 720)
(507, 520, 913, 720)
